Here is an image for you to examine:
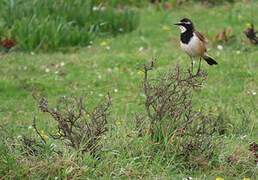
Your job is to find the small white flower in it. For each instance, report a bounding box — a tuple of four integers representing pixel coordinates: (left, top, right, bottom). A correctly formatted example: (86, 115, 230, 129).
(218, 153, 225, 163)
(24, 66, 27, 70)
(217, 45, 223, 50)
(114, 67, 119, 71)
(98, 93, 103, 97)
(107, 68, 112, 72)
(140, 93, 146, 98)
(89, 41, 93, 44)
(98, 74, 102, 79)
(139, 46, 144, 52)
(193, 60, 196, 64)
(45, 68, 50, 73)
(30, 52, 35, 55)
(28, 126, 33, 129)
(90, 91, 93, 95)
(55, 71, 59, 74)
(240, 135, 247, 140)
(92, 6, 99, 11)
(106, 46, 110, 50)
(87, 45, 91, 49)
(251, 90, 256, 95)
(54, 177, 58, 180)
(60, 62, 65, 67)
(236, 50, 241, 54)
(119, 28, 123, 32)
(100, 22, 106, 26)
(114, 89, 118, 93)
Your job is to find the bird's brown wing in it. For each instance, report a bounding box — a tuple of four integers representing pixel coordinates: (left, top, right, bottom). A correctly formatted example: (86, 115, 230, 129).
(194, 30, 208, 54)
(194, 30, 208, 43)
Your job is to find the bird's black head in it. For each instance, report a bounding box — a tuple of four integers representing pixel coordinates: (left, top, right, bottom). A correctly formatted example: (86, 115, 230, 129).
(174, 18, 194, 33)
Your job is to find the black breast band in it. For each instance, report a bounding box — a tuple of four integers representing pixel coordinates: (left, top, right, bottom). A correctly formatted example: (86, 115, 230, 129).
(181, 30, 193, 44)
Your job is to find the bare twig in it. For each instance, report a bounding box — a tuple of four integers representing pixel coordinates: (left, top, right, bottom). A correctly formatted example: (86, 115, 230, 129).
(139, 58, 218, 162)
(32, 90, 111, 154)
(33, 117, 46, 144)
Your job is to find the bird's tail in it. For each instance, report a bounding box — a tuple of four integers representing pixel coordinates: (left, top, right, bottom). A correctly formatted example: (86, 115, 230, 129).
(203, 54, 218, 66)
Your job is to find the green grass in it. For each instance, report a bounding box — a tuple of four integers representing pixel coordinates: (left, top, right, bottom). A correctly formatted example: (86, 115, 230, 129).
(0, 1, 257, 179)
(0, 0, 139, 51)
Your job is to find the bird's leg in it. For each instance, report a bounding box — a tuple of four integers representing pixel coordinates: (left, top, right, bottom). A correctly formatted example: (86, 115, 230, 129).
(190, 56, 194, 75)
(196, 57, 201, 75)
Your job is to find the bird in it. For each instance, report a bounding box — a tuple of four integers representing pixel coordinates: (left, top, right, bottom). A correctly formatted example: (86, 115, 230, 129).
(174, 18, 218, 73)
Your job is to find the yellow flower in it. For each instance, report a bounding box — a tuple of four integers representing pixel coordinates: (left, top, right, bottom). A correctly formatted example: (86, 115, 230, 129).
(101, 41, 107, 46)
(42, 134, 49, 139)
(216, 178, 224, 180)
(116, 121, 121, 125)
(162, 25, 170, 31)
(245, 23, 251, 28)
(56, 132, 61, 136)
(243, 178, 250, 180)
(137, 71, 144, 75)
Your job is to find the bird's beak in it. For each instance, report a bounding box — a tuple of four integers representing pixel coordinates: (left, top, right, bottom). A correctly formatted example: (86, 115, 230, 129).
(174, 22, 182, 26)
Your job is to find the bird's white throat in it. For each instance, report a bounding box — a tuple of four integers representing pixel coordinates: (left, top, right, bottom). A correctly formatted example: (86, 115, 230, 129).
(179, 25, 186, 33)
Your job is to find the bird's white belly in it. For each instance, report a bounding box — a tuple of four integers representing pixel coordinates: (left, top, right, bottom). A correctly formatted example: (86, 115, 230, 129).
(180, 35, 202, 57)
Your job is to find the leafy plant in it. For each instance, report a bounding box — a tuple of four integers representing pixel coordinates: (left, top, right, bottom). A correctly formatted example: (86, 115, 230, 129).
(215, 27, 234, 42)
(0, 0, 140, 51)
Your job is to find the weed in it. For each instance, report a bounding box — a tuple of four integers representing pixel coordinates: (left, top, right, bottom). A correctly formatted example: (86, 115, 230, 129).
(140, 59, 220, 169)
(244, 24, 258, 45)
(215, 27, 234, 43)
(32, 91, 112, 154)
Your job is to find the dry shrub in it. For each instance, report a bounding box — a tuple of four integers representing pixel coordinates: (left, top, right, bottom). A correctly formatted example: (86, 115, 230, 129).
(244, 24, 258, 45)
(140, 58, 220, 168)
(32, 91, 111, 154)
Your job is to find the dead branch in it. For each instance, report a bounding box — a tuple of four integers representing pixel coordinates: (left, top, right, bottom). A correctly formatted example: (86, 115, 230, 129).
(244, 24, 258, 45)
(32, 91, 111, 154)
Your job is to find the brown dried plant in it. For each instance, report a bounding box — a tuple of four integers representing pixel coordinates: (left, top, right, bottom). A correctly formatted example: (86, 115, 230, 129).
(32, 91, 111, 154)
(244, 24, 258, 45)
(141, 59, 219, 164)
